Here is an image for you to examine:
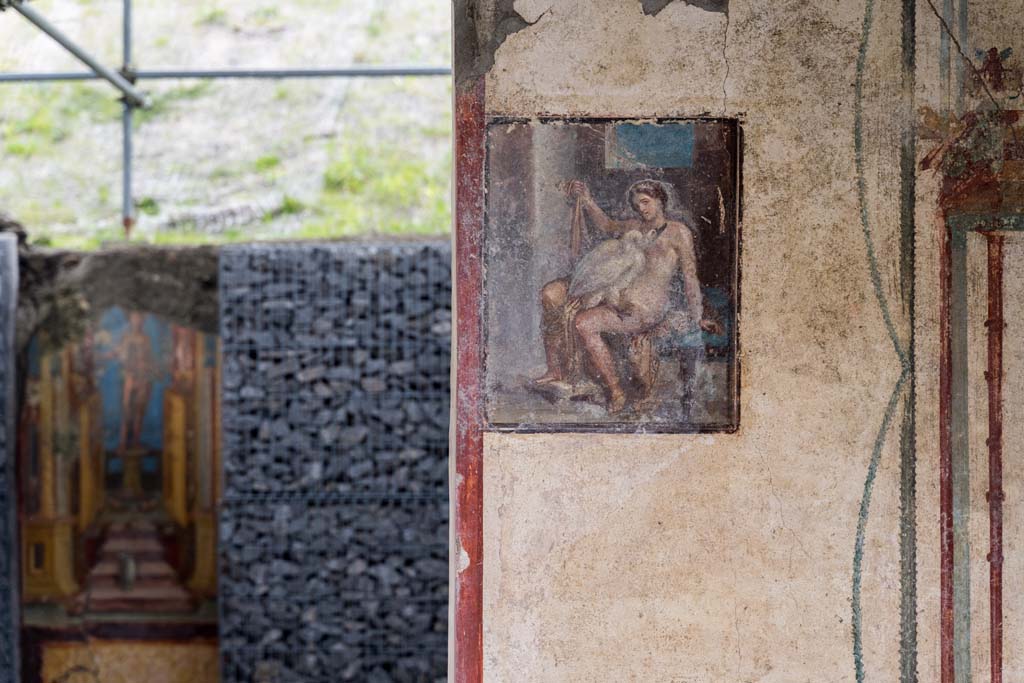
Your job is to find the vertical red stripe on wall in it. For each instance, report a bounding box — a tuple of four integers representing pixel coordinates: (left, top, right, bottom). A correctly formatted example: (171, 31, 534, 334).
(986, 233, 1005, 683)
(453, 77, 486, 683)
(939, 217, 954, 683)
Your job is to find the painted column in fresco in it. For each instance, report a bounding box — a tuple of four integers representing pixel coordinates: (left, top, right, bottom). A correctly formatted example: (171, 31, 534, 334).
(187, 332, 219, 597)
(22, 348, 78, 601)
(0, 233, 20, 683)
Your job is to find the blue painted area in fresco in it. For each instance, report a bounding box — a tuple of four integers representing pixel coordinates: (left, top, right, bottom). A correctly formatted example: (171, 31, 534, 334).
(204, 334, 217, 368)
(656, 286, 732, 352)
(95, 307, 171, 452)
(610, 123, 694, 169)
(26, 337, 40, 379)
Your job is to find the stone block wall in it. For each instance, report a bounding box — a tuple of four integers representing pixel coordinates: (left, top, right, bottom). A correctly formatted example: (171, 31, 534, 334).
(218, 242, 450, 683)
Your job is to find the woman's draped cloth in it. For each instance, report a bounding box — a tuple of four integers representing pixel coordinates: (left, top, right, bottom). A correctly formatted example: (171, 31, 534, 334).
(561, 197, 586, 380)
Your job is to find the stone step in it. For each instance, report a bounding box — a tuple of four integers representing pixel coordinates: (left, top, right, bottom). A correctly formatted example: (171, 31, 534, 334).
(86, 575, 183, 591)
(101, 536, 165, 554)
(106, 521, 159, 536)
(76, 521, 196, 615)
(81, 583, 195, 614)
(88, 559, 177, 580)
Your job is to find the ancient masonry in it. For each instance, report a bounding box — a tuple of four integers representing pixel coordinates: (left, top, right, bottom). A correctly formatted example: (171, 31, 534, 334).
(0, 234, 18, 683)
(218, 243, 451, 683)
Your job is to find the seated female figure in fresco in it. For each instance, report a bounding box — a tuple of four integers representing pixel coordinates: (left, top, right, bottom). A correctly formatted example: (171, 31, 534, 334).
(535, 179, 718, 413)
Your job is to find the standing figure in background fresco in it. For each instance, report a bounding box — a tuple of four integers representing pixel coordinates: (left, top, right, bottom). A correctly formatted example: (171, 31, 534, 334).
(535, 178, 718, 413)
(114, 311, 155, 454)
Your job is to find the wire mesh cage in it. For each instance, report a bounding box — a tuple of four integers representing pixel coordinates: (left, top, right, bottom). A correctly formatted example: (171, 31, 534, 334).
(219, 243, 450, 683)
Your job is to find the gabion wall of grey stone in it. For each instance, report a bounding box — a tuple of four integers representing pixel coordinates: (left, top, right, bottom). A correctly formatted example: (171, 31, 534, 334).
(0, 235, 19, 683)
(219, 243, 450, 683)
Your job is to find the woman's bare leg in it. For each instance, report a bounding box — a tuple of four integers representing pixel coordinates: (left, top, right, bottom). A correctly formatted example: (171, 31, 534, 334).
(537, 279, 569, 383)
(628, 334, 655, 399)
(574, 306, 647, 412)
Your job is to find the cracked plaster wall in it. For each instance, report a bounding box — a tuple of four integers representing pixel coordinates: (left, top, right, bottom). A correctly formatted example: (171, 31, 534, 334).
(458, 0, 1024, 680)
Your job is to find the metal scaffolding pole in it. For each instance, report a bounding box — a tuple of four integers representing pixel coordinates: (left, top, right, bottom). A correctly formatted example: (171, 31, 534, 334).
(4, 0, 148, 107)
(135, 67, 453, 79)
(122, 101, 134, 234)
(122, 0, 134, 234)
(0, 71, 97, 82)
(0, 66, 453, 82)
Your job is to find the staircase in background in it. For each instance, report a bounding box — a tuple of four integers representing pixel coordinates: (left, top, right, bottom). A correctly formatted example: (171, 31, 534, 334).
(74, 520, 194, 614)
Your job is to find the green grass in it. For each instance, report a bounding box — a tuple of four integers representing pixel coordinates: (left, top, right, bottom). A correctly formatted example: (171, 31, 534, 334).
(247, 6, 283, 28)
(210, 163, 243, 180)
(300, 139, 450, 237)
(254, 155, 281, 173)
(261, 195, 306, 222)
(279, 195, 304, 215)
(42, 226, 125, 251)
(0, 82, 119, 159)
(11, 196, 78, 229)
(323, 145, 373, 194)
(4, 138, 40, 157)
(136, 197, 160, 216)
(366, 6, 387, 39)
(196, 7, 229, 26)
(58, 84, 122, 122)
(134, 81, 214, 126)
(151, 227, 244, 245)
(1, 101, 70, 156)
(16, 107, 60, 138)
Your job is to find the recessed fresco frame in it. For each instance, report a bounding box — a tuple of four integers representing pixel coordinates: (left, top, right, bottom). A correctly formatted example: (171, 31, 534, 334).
(941, 211, 1024, 683)
(479, 115, 743, 434)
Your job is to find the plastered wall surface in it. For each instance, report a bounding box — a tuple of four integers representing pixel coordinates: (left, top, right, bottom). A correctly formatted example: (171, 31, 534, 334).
(998, 240, 1024, 676)
(480, 0, 909, 680)
(456, 0, 1024, 680)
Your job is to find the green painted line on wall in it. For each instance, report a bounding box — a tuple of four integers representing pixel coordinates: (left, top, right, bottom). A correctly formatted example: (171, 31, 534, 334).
(854, 0, 909, 369)
(950, 226, 972, 682)
(853, 370, 911, 683)
(851, 0, 917, 678)
(898, 0, 918, 678)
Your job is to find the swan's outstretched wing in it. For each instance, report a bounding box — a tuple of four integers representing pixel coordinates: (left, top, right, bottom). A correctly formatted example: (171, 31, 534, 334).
(568, 237, 646, 300)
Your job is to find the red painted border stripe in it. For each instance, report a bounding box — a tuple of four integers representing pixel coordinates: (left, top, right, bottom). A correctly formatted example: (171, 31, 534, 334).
(939, 216, 955, 683)
(453, 77, 486, 683)
(987, 233, 1005, 683)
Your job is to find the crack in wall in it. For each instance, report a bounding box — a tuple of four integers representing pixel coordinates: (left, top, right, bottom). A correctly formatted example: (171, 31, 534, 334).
(721, 7, 730, 112)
